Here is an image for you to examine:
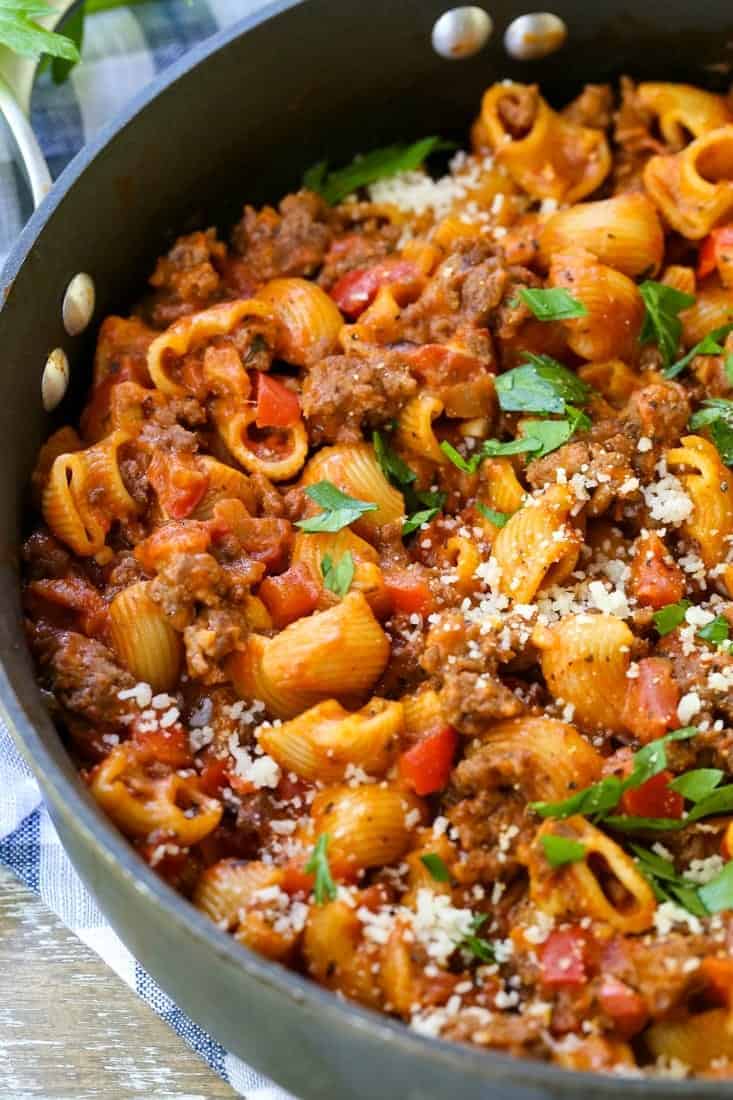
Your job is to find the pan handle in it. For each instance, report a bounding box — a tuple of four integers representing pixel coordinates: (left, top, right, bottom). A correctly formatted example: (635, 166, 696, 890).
(0, 0, 77, 207)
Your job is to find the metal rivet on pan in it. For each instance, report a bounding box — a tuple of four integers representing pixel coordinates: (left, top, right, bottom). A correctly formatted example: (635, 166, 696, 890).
(504, 12, 567, 60)
(42, 348, 70, 412)
(432, 7, 493, 59)
(62, 272, 95, 336)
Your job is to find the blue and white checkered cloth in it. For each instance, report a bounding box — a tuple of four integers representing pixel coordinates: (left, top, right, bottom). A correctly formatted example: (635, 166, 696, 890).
(0, 3, 299, 1096)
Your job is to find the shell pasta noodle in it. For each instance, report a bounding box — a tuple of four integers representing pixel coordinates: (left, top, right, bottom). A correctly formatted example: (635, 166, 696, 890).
(24, 75, 733, 1081)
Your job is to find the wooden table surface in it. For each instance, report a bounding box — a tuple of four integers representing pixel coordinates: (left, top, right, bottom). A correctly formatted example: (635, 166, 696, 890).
(0, 866, 238, 1099)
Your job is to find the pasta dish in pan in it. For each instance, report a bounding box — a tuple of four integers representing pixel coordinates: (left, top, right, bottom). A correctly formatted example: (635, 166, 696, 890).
(22, 78, 733, 1077)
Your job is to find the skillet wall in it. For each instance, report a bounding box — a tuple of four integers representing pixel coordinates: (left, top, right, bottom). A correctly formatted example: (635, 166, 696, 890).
(2, 2, 733, 1098)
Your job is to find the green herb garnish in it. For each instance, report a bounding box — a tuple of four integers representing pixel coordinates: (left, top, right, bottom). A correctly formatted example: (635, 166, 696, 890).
(459, 913, 496, 963)
(669, 768, 725, 803)
(653, 600, 691, 636)
(297, 482, 377, 533)
(690, 398, 733, 465)
(373, 429, 416, 487)
(305, 834, 338, 905)
(631, 844, 709, 916)
(541, 834, 586, 867)
(476, 502, 512, 527)
(698, 861, 733, 913)
(420, 853, 452, 883)
(664, 323, 733, 379)
(697, 615, 730, 647)
(519, 287, 588, 322)
(0, 0, 79, 67)
(531, 727, 698, 820)
(321, 551, 355, 597)
(495, 354, 592, 415)
(639, 281, 695, 366)
(303, 137, 454, 205)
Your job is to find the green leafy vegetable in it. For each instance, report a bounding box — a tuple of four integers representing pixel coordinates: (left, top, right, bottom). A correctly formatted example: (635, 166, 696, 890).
(697, 615, 730, 646)
(476, 502, 512, 527)
(373, 429, 416, 487)
(686, 783, 733, 822)
(639, 281, 696, 366)
(725, 354, 733, 386)
(698, 861, 733, 913)
(631, 844, 709, 916)
(420, 853, 452, 883)
(303, 137, 454, 205)
(519, 287, 588, 322)
(321, 551, 354, 597)
(602, 815, 688, 833)
(0, 0, 80, 62)
(459, 914, 496, 963)
(669, 768, 724, 803)
(652, 599, 691, 636)
(532, 727, 698, 820)
(495, 354, 592, 415)
(305, 834, 338, 905)
(690, 398, 733, 465)
(439, 440, 478, 473)
(521, 412, 590, 458)
(663, 323, 733, 379)
(372, 429, 445, 535)
(541, 834, 586, 867)
(297, 481, 377, 533)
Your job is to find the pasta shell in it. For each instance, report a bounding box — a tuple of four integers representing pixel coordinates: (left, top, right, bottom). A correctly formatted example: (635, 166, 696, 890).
(644, 126, 733, 239)
(529, 817, 656, 933)
(661, 264, 696, 297)
(666, 434, 733, 567)
(148, 299, 272, 395)
(549, 248, 644, 362)
(258, 697, 403, 782)
(401, 688, 446, 736)
(532, 613, 633, 733)
(257, 277, 342, 367)
(493, 484, 581, 602)
(193, 860, 298, 961)
(228, 592, 390, 718)
(303, 899, 381, 1007)
(109, 581, 182, 692)
(473, 716, 603, 802)
(214, 402, 309, 482)
(681, 286, 733, 347)
(188, 456, 257, 518)
(645, 1009, 733, 1071)
(395, 394, 446, 464)
(637, 82, 733, 146)
(577, 360, 643, 408)
(539, 194, 664, 277)
(301, 442, 404, 532)
(90, 744, 221, 844)
(311, 784, 427, 873)
(479, 82, 611, 203)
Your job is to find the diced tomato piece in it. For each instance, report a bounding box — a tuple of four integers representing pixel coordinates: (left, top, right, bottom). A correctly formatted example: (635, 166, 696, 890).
(254, 372, 301, 429)
(698, 225, 733, 279)
(699, 958, 733, 1007)
(134, 520, 211, 572)
(622, 656, 679, 738)
(384, 569, 433, 616)
(406, 343, 495, 417)
(258, 562, 320, 628)
(598, 977, 648, 1038)
(131, 720, 191, 768)
(147, 451, 209, 520)
(330, 259, 422, 319)
(629, 533, 685, 610)
(540, 927, 594, 988)
(620, 770, 684, 819)
(621, 657, 680, 744)
(197, 755, 231, 797)
(281, 858, 316, 896)
(399, 726, 458, 796)
(26, 576, 110, 639)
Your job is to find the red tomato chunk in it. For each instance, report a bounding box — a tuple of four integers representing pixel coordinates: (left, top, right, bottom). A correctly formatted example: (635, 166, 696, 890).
(399, 726, 458, 796)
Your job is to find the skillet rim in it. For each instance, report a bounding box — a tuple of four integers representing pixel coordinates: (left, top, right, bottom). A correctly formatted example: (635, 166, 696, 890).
(1, 2, 732, 1093)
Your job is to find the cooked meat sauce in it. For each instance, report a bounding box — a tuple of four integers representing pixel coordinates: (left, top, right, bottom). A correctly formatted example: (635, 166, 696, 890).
(25, 78, 733, 1077)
